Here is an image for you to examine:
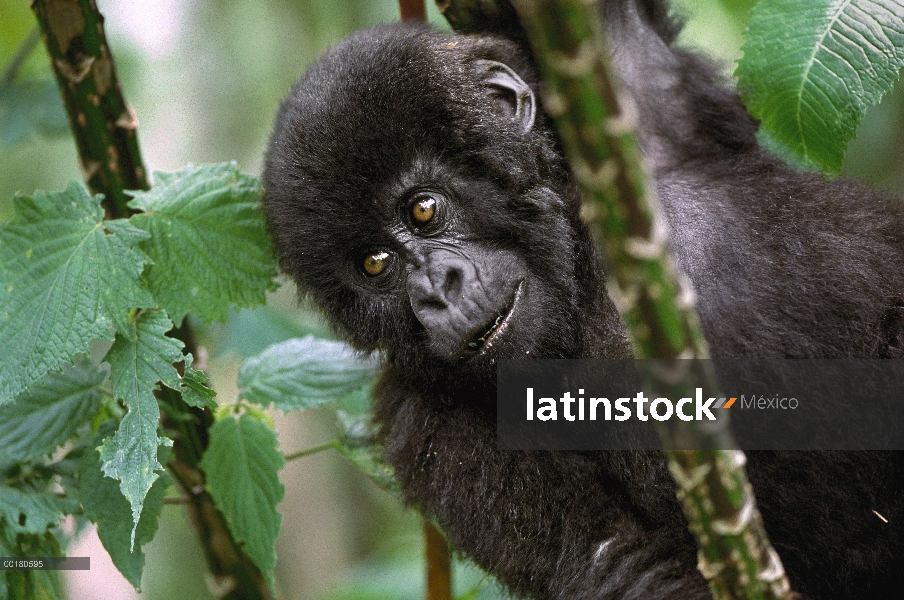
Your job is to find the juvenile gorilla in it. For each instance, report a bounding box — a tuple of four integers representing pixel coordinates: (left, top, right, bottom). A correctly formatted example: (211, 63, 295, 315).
(262, 1, 904, 598)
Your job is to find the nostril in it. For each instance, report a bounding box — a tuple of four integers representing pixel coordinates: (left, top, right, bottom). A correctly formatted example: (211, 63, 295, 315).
(443, 267, 463, 302)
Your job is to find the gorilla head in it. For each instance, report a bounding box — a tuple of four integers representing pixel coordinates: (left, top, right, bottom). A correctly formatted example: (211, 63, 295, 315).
(263, 24, 631, 386)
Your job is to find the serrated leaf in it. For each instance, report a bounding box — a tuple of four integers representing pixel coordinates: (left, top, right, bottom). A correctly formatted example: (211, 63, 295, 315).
(100, 310, 180, 549)
(239, 336, 381, 411)
(80, 427, 170, 590)
(335, 411, 399, 496)
(0, 356, 105, 462)
(199, 414, 284, 585)
(127, 163, 279, 324)
(0, 181, 154, 403)
(177, 354, 217, 409)
(179, 366, 217, 408)
(0, 486, 75, 535)
(738, 0, 904, 172)
(155, 354, 217, 410)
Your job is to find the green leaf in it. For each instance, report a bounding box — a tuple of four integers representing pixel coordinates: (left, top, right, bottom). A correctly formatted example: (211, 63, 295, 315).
(0, 486, 75, 535)
(100, 310, 180, 549)
(1, 529, 64, 600)
(239, 336, 380, 411)
(127, 163, 279, 324)
(0, 79, 69, 147)
(738, 0, 904, 172)
(80, 428, 170, 590)
(199, 414, 284, 585)
(178, 354, 218, 409)
(158, 353, 217, 409)
(335, 411, 398, 496)
(0, 181, 154, 403)
(0, 356, 105, 462)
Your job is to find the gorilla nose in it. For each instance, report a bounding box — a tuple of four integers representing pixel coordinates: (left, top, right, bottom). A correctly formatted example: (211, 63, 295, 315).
(407, 257, 466, 313)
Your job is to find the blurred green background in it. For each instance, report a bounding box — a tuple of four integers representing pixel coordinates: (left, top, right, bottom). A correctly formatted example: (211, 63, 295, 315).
(1, 1, 902, 599)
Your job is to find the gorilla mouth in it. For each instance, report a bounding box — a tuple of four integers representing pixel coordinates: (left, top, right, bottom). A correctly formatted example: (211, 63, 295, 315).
(463, 280, 524, 359)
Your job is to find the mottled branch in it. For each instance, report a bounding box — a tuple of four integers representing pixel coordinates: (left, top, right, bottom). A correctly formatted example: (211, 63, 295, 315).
(440, 0, 793, 597)
(32, 2, 275, 598)
(31, 0, 147, 218)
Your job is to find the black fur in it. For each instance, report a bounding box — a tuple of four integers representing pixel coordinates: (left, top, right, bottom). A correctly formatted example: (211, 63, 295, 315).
(262, 1, 904, 598)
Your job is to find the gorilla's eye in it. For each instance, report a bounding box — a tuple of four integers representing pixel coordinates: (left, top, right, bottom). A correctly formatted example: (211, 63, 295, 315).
(411, 194, 437, 225)
(362, 250, 392, 276)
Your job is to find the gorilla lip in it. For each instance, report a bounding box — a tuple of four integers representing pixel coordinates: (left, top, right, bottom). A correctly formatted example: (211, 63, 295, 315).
(463, 280, 524, 358)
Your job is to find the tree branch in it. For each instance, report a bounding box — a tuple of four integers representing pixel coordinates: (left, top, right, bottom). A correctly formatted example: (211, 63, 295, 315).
(162, 386, 275, 600)
(31, 0, 147, 218)
(440, 1, 793, 597)
(31, 2, 275, 598)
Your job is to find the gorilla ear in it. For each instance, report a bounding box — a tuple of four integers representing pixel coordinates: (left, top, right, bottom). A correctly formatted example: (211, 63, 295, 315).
(475, 59, 536, 133)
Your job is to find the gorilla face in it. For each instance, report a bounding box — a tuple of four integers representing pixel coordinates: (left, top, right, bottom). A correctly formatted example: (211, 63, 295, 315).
(262, 24, 606, 382)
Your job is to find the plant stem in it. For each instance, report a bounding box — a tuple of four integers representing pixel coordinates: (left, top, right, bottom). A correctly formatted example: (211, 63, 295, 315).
(284, 440, 340, 461)
(31, 0, 148, 219)
(400, 0, 427, 21)
(2, 27, 40, 85)
(424, 520, 452, 600)
(162, 390, 275, 600)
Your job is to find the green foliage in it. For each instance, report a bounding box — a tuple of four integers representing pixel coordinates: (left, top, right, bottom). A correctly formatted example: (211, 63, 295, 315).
(127, 163, 280, 324)
(216, 303, 331, 358)
(235, 334, 398, 499)
(9, 2, 899, 596)
(737, 0, 904, 172)
(0, 526, 64, 600)
(0, 161, 276, 590)
(0, 356, 104, 462)
(176, 354, 218, 409)
(0, 454, 76, 597)
(0, 486, 75, 536)
(315, 543, 505, 600)
(236, 334, 398, 510)
(0, 182, 154, 402)
(200, 413, 285, 586)
(81, 425, 171, 590)
(100, 309, 181, 548)
(239, 335, 380, 411)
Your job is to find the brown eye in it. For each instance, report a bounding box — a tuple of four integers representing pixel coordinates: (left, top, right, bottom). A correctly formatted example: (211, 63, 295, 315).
(411, 195, 436, 225)
(362, 251, 391, 276)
